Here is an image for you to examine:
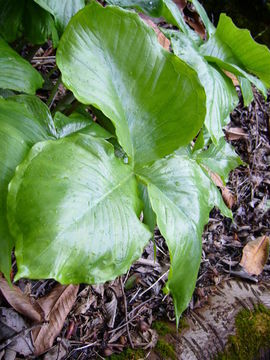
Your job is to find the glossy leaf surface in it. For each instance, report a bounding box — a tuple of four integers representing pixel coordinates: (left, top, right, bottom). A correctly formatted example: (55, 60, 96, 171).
(0, 95, 55, 279)
(188, 0, 215, 37)
(0, 39, 43, 94)
(8, 134, 151, 283)
(138, 153, 231, 323)
(24, 0, 58, 45)
(138, 183, 156, 233)
(238, 77, 253, 107)
(0, 0, 24, 42)
(34, 0, 85, 34)
(54, 111, 111, 139)
(167, 30, 238, 144)
(106, 0, 163, 17)
(57, 2, 206, 166)
(162, 0, 201, 44)
(194, 137, 243, 183)
(0, 0, 57, 45)
(200, 14, 270, 89)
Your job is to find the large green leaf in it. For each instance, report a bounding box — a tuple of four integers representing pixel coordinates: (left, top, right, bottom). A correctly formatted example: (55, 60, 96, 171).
(7, 134, 151, 283)
(193, 137, 243, 183)
(34, 0, 85, 34)
(166, 30, 238, 144)
(200, 14, 270, 90)
(0, 95, 55, 280)
(138, 153, 231, 323)
(0, 0, 24, 43)
(0, 39, 43, 94)
(54, 111, 112, 138)
(161, 0, 201, 44)
(106, 0, 163, 17)
(188, 0, 215, 37)
(24, 0, 58, 45)
(0, 0, 57, 45)
(57, 1, 206, 167)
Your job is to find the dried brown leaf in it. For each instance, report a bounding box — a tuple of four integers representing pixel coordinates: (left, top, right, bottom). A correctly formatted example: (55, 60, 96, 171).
(208, 171, 236, 209)
(0, 275, 43, 323)
(225, 127, 248, 141)
(140, 14, 170, 51)
(32, 284, 79, 355)
(223, 70, 239, 86)
(240, 236, 270, 275)
(173, 0, 186, 11)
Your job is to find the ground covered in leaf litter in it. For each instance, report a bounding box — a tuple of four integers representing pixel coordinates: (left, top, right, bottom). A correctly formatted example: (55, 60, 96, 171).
(0, 47, 269, 360)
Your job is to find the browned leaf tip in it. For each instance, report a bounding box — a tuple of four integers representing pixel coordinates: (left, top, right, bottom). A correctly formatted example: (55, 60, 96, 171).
(240, 236, 270, 276)
(32, 284, 79, 355)
(208, 171, 236, 209)
(0, 274, 43, 323)
(140, 14, 170, 51)
(223, 70, 239, 86)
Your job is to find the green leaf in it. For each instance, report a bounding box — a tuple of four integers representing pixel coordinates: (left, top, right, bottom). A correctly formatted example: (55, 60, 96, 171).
(200, 14, 270, 91)
(162, 0, 201, 44)
(54, 111, 112, 138)
(34, 0, 85, 34)
(138, 183, 156, 233)
(0, 95, 55, 280)
(7, 134, 151, 283)
(24, 0, 58, 45)
(0, 0, 58, 45)
(106, 0, 163, 17)
(166, 30, 238, 144)
(0, 39, 43, 94)
(193, 137, 243, 183)
(188, 0, 215, 37)
(238, 77, 254, 107)
(138, 152, 231, 323)
(0, 0, 24, 43)
(57, 2, 206, 167)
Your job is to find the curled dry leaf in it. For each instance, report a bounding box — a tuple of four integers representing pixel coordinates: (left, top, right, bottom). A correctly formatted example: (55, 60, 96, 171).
(32, 284, 79, 356)
(139, 14, 170, 51)
(225, 127, 248, 141)
(240, 236, 270, 275)
(223, 70, 239, 86)
(206, 169, 236, 209)
(0, 275, 43, 323)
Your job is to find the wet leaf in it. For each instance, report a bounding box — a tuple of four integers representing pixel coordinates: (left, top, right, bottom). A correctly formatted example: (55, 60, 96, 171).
(0, 39, 43, 94)
(137, 152, 231, 324)
(33, 0, 85, 34)
(240, 236, 270, 275)
(57, 1, 206, 166)
(32, 284, 79, 355)
(0, 95, 55, 280)
(8, 135, 151, 284)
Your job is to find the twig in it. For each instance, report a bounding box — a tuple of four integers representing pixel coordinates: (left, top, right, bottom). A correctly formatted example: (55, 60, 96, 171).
(47, 76, 62, 109)
(120, 277, 134, 348)
(73, 341, 99, 351)
(139, 270, 169, 298)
